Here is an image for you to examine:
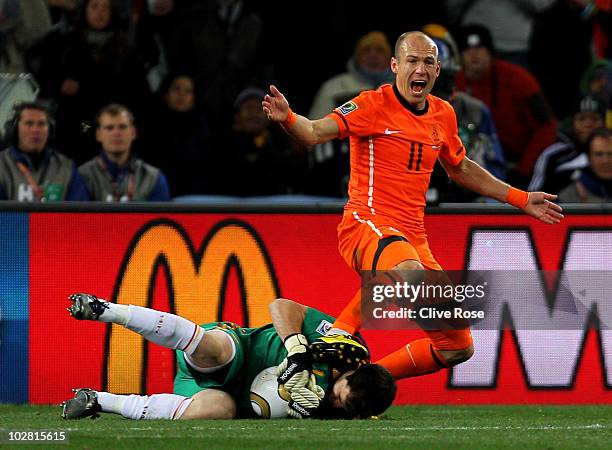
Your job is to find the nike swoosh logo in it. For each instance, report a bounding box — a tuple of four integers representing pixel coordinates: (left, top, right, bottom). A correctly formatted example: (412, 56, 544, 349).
(384, 128, 402, 135)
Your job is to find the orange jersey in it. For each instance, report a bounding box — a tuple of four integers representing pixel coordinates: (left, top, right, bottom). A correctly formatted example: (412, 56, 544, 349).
(327, 84, 465, 235)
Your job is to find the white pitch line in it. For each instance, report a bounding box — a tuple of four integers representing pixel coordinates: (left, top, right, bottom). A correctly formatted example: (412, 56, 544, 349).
(112, 424, 609, 433)
(59, 424, 609, 433)
(328, 424, 608, 432)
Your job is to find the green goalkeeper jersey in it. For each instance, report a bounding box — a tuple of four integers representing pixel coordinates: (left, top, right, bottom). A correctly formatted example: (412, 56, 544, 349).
(174, 307, 337, 417)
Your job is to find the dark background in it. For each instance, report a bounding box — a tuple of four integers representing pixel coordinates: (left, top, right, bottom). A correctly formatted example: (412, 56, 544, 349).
(255, 0, 446, 112)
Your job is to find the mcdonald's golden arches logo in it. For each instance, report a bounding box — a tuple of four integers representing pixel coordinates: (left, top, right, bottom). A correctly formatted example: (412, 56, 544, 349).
(103, 219, 280, 393)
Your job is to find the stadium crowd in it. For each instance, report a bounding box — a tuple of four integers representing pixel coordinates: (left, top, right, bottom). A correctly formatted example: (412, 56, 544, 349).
(0, 0, 610, 202)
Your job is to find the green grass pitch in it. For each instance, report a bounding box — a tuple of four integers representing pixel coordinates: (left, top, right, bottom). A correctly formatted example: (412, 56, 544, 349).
(1, 405, 611, 449)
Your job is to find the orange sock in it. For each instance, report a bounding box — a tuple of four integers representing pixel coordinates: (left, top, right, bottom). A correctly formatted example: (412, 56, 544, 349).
(332, 290, 362, 335)
(375, 339, 447, 380)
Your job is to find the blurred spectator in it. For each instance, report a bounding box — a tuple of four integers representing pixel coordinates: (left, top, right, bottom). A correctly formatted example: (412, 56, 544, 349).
(580, 58, 612, 128)
(581, 59, 612, 101)
(423, 24, 505, 203)
(455, 24, 557, 184)
(558, 128, 612, 202)
(579, 0, 611, 59)
(216, 87, 304, 196)
(0, 101, 89, 201)
(0, 73, 39, 142)
(146, 0, 174, 17)
(444, 0, 555, 69)
(33, 0, 152, 164)
(167, 0, 266, 132)
(79, 103, 170, 201)
(309, 31, 394, 119)
(142, 74, 212, 196)
(123, 0, 178, 93)
(0, 0, 53, 73)
(529, 0, 596, 120)
(529, 94, 607, 194)
(46, 0, 78, 29)
(305, 31, 394, 198)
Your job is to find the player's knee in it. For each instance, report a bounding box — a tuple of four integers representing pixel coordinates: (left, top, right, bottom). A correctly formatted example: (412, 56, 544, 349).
(189, 329, 235, 369)
(181, 390, 237, 419)
(393, 259, 424, 272)
(441, 345, 474, 367)
(390, 260, 425, 285)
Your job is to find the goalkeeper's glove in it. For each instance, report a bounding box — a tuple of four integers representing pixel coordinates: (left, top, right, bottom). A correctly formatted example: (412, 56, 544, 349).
(287, 373, 325, 419)
(276, 333, 311, 391)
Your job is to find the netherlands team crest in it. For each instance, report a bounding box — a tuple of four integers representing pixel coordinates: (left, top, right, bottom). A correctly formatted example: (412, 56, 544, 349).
(431, 124, 441, 143)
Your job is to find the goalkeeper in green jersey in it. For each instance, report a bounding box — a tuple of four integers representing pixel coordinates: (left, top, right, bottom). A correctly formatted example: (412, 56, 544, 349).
(61, 294, 396, 420)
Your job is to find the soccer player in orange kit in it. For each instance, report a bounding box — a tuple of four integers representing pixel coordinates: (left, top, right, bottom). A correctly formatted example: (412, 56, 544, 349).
(262, 31, 563, 382)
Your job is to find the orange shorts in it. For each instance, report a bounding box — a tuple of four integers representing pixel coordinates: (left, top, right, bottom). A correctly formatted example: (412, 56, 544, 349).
(337, 211, 472, 351)
(337, 211, 442, 272)
(427, 329, 473, 351)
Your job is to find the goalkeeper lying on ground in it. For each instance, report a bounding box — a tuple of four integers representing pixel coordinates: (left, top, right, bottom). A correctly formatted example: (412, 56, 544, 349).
(61, 294, 396, 420)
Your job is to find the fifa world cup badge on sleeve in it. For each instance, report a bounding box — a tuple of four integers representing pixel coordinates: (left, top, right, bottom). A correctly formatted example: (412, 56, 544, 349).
(315, 320, 332, 336)
(338, 101, 358, 116)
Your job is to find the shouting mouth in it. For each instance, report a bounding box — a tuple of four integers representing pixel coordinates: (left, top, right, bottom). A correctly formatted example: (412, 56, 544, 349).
(410, 80, 427, 95)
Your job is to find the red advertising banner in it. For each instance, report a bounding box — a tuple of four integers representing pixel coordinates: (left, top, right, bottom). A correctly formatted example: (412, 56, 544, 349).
(29, 212, 612, 404)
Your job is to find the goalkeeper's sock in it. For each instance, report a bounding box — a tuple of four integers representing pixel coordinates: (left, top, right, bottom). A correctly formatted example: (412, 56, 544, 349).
(97, 392, 127, 415)
(331, 290, 362, 335)
(122, 305, 205, 355)
(375, 339, 447, 380)
(96, 302, 129, 325)
(114, 393, 192, 420)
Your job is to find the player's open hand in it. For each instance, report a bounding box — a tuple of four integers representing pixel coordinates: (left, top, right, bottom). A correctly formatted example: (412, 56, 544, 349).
(523, 192, 564, 224)
(262, 85, 290, 123)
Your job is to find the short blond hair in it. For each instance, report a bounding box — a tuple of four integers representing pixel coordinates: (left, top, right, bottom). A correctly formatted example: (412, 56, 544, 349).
(95, 103, 135, 127)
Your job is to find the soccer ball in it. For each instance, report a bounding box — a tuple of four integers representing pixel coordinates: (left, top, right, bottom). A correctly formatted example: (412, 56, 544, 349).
(250, 367, 290, 419)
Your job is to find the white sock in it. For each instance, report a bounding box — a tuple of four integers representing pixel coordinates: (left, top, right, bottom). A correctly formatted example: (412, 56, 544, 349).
(327, 327, 351, 336)
(119, 394, 192, 420)
(97, 302, 129, 325)
(97, 392, 127, 415)
(123, 305, 205, 355)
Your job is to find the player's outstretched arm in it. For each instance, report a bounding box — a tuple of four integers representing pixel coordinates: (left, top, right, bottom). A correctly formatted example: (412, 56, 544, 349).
(262, 84, 340, 147)
(269, 298, 312, 390)
(441, 157, 564, 225)
(269, 298, 307, 341)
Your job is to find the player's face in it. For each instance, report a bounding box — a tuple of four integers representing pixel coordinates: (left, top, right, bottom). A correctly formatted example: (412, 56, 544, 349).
(96, 112, 136, 156)
(589, 136, 612, 180)
(329, 371, 353, 409)
(392, 35, 440, 110)
(17, 108, 49, 154)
